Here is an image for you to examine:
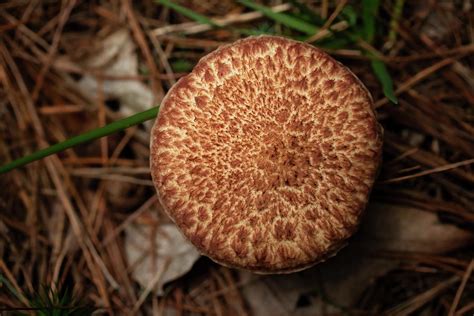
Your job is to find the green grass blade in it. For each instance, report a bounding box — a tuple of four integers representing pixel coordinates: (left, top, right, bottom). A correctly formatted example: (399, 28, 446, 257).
(0, 106, 160, 174)
(238, 0, 318, 35)
(156, 0, 220, 27)
(341, 5, 358, 26)
(171, 59, 194, 73)
(359, 1, 398, 104)
(362, 0, 380, 43)
(318, 36, 353, 50)
(0, 273, 24, 303)
(235, 27, 274, 36)
(388, 0, 405, 43)
(286, 0, 325, 25)
(371, 59, 398, 104)
(156, 0, 271, 36)
(58, 287, 70, 307)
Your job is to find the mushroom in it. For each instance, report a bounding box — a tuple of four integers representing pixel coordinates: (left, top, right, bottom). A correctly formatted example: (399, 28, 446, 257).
(150, 35, 383, 274)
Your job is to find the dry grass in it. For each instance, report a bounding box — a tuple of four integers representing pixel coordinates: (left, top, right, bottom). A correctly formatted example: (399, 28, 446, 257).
(0, 1, 473, 315)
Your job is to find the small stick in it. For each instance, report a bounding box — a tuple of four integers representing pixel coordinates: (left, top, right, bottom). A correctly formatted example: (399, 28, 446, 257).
(448, 259, 474, 316)
(381, 158, 474, 183)
(151, 3, 291, 36)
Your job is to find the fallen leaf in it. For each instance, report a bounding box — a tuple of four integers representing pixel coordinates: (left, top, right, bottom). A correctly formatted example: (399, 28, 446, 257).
(125, 215, 200, 296)
(72, 29, 155, 125)
(354, 203, 473, 253)
(240, 203, 474, 312)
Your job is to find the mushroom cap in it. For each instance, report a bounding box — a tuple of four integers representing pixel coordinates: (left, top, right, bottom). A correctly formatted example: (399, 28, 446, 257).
(150, 35, 383, 274)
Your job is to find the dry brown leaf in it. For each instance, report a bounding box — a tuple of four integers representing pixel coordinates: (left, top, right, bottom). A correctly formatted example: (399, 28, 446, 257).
(354, 203, 473, 253)
(74, 29, 154, 123)
(240, 203, 473, 312)
(125, 218, 200, 296)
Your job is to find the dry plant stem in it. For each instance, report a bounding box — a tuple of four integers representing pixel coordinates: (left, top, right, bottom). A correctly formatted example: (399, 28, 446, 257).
(306, 0, 348, 42)
(103, 219, 138, 305)
(385, 135, 474, 184)
(102, 195, 158, 246)
(148, 29, 177, 87)
(97, 78, 108, 165)
(385, 276, 460, 315)
(199, 275, 259, 301)
(159, 35, 226, 49)
(223, 270, 248, 315)
(151, 3, 291, 36)
(375, 58, 455, 108)
(131, 258, 170, 314)
(377, 251, 470, 272)
(62, 157, 138, 166)
(0, 260, 29, 305)
(214, 269, 247, 314)
(321, 0, 329, 19)
(38, 104, 85, 114)
(123, 0, 163, 101)
(448, 259, 474, 316)
(89, 126, 140, 234)
(70, 167, 151, 175)
(174, 288, 184, 316)
(45, 157, 117, 296)
(30, 0, 77, 104)
(72, 173, 154, 186)
(384, 44, 474, 63)
(0, 33, 40, 132)
(1, 61, 153, 307)
(306, 20, 349, 43)
(210, 277, 224, 316)
(381, 158, 474, 183)
(1, 13, 121, 303)
(456, 301, 474, 316)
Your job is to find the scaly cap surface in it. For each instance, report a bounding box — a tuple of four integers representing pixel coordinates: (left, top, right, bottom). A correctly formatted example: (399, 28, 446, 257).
(150, 36, 383, 273)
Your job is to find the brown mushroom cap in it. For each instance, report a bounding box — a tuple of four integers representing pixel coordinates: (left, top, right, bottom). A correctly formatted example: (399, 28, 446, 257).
(150, 35, 383, 274)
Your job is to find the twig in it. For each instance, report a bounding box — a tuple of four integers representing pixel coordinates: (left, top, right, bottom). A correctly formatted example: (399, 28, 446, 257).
(306, 0, 347, 42)
(448, 259, 474, 316)
(151, 3, 291, 36)
(375, 58, 456, 108)
(385, 275, 460, 315)
(381, 158, 474, 183)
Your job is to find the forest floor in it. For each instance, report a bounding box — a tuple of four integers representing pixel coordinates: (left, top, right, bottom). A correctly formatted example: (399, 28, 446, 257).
(0, 1, 473, 315)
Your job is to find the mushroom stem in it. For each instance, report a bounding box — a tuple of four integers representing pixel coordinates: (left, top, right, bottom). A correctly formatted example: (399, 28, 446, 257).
(0, 106, 160, 174)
